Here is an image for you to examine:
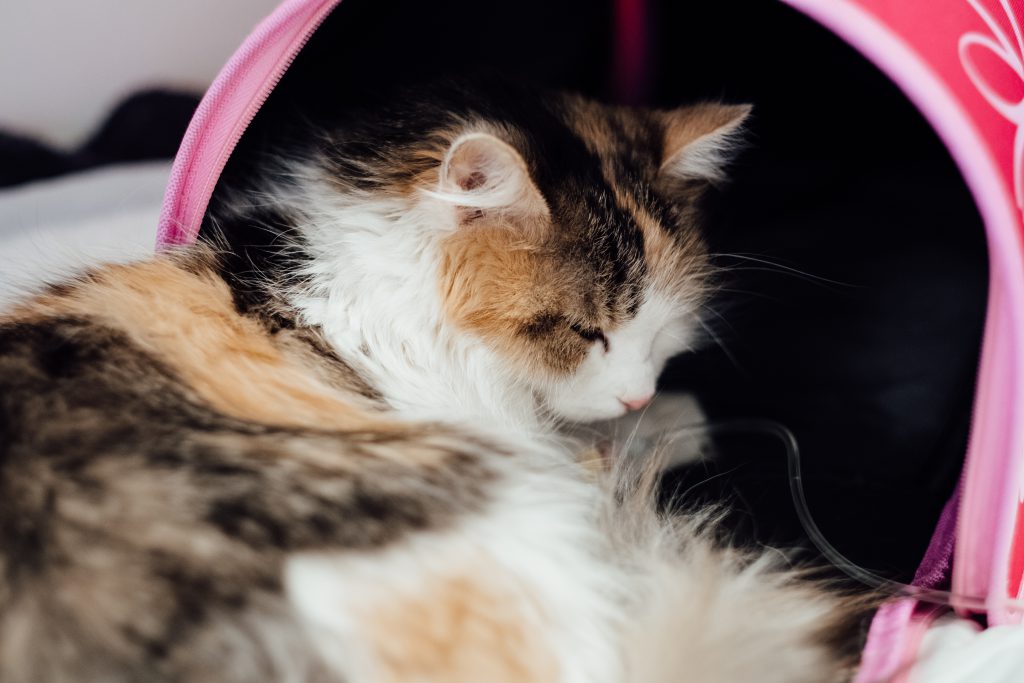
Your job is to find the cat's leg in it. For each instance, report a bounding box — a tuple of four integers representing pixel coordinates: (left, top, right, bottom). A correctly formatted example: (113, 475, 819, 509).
(566, 391, 710, 471)
(614, 390, 707, 449)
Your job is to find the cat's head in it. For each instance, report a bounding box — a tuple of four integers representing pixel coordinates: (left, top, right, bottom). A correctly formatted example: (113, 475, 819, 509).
(225, 86, 751, 424)
(423, 96, 750, 422)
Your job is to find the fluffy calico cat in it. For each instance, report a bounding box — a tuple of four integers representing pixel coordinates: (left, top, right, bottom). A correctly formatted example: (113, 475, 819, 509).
(0, 80, 866, 682)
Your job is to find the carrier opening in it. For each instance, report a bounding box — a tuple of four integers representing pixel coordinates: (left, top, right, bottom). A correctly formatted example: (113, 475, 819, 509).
(207, 0, 987, 581)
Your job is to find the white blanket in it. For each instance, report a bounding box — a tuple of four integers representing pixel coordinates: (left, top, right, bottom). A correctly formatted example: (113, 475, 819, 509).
(0, 162, 166, 306)
(909, 616, 1024, 683)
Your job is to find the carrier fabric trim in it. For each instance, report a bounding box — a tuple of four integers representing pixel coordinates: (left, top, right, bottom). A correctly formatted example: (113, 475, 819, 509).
(780, 0, 1024, 678)
(157, 0, 340, 247)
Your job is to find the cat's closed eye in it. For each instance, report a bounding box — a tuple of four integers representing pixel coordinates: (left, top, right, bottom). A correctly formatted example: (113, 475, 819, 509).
(570, 323, 609, 352)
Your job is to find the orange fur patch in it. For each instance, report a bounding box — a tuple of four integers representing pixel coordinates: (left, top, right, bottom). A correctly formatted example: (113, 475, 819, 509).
(437, 222, 594, 376)
(11, 254, 392, 435)
(440, 225, 547, 333)
(368, 568, 559, 683)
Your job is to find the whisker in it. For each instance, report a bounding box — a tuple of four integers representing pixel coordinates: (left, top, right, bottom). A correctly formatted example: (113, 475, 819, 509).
(619, 391, 659, 458)
(713, 264, 848, 286)
(698, 303, 737, 336)
(707, 287, 785, 304)
(659, 319, 743, 374)
(709, 252, 859, 289)
(674, 464, 743, 503)
(695, 318, 744, 372)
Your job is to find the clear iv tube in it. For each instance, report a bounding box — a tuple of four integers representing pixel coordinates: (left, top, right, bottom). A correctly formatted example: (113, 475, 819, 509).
(668, 418, 1024, 614)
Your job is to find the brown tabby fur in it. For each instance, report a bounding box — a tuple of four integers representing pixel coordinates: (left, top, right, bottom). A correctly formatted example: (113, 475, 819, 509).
(0, 250, 515, 681)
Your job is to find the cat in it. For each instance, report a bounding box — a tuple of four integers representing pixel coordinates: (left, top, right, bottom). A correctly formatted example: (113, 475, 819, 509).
(0, 78, 868, 682)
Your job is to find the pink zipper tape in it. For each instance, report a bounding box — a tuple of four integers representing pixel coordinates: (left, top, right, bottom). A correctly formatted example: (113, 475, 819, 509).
(157, 0, 340, 247)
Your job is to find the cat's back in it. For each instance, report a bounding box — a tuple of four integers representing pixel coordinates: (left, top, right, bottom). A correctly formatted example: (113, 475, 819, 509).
(1, 249, 382, 434)
(0, 250, 621, 683)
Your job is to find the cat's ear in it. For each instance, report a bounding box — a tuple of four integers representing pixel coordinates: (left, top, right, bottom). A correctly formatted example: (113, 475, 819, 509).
(657, 103, 752, 190)
(437, 132, 549, 222)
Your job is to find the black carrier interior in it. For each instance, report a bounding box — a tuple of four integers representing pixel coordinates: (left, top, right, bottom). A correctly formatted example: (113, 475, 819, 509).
(209, 0, 988, 581)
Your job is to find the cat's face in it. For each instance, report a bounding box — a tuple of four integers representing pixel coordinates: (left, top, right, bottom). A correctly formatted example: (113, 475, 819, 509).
(432, 99, 749, 422)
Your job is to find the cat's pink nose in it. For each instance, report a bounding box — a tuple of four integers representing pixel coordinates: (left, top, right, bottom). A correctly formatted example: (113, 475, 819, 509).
(620, 395, 653, 412)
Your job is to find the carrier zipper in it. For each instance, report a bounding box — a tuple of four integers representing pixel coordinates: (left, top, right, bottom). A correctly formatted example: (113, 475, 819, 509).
(160, 0, 341, 245)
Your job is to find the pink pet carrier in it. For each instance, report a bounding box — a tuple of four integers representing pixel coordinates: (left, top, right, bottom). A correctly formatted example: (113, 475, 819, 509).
(158, 0, 1024, 679)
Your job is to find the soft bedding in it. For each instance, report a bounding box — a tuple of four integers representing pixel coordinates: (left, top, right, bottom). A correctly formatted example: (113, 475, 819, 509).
(0, 161, 166, 306)
(910, 617, 1024, 682)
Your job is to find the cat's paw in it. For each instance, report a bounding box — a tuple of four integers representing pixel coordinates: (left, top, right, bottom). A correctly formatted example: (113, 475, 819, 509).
(565, 392, 710, 469)
(627, 391, 706, 436)
(614, 392, 709, 466)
